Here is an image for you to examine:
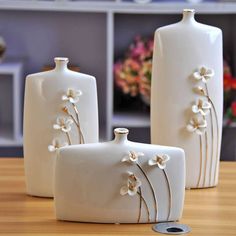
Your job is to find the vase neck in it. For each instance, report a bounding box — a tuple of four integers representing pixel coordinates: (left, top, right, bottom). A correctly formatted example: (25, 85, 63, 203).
(113, 128, 129, 143)
(181, 9, 196, 24)
(54, 57, 69, 72)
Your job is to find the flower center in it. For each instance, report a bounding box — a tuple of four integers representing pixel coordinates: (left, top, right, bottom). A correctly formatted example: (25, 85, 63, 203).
(129, 182, 136, 191)
(130, 153, 136, 160)
(156, 156, 163, 164)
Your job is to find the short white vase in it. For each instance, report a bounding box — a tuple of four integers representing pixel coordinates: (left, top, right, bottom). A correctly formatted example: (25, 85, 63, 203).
(24, 57, 99, 197)
(151, 9, 223, 188)
(54, 128, 185, 223)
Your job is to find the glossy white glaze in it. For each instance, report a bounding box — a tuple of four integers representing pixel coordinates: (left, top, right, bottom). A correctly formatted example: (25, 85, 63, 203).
(54, 128, 185, 223)
(24, 57, 99, 197)
(151, 9, 223, 188)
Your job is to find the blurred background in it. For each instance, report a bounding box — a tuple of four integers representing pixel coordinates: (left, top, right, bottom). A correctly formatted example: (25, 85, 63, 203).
(0, 0, 235, 160)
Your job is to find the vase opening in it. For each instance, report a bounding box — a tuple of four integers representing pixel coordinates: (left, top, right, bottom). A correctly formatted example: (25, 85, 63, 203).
(54, 57, 69, 70)
(182, 9, 196, 23)
(114, 128, 129, 143)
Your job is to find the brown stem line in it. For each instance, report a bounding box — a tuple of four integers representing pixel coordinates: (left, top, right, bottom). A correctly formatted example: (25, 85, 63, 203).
(65, 132, 72, 145)
(205, 85, 215, 186)
(137, 187, 142, 223)
(137, 191, 150, 223)
(207, 96, 220, 185)
(72, 103, 85, 144)
(163, 169, 172, 221)
(136, 163, 158, 222)
(203, 132, 208, 187)
(197, 135, 203, 187)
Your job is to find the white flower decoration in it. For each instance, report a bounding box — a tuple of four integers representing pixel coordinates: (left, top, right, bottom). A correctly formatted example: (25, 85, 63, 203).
(192, 99, 211, 116)
(148, 154, 170, 169)
(193, 66, 214, 83)
(53, 117, 73, 133)
(121, 151, 144, 163)
(62, 88, 82, 104)
(48, 139, 68, 152)
(187, 116, 207, 135)
(120, 172, 141, 196)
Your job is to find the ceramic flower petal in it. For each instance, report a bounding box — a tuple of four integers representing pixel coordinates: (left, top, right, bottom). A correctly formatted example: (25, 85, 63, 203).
(157, 162, 166, 170)
(192, 104, 200, 114)
(120, 186, 128, 195)
(48, 145, 56, 152)
(186, 123, 196, 133)
(162, 154, 170, 163)
(121, 155, 130, 162)
(53, 124, 61, 130)
(193, 72, 202, 80)
(196, 128, 205, 135)
(148, 158, 157, 166)
(62, 95, 69, 101)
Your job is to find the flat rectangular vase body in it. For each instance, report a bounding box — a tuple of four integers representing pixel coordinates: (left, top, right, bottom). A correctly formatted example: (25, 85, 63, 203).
(151, 10, 223, 188)
(24, 57, 99, 197)
(55, 128, 185, 223)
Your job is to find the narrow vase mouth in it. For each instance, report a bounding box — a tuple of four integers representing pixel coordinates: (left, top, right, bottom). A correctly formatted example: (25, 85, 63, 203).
(114, 128, 129, 135)
(54, 57, 69, 63)
(183, 9, 195, 13)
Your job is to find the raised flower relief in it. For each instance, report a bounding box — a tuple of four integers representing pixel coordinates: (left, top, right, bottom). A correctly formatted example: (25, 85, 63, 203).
(120, 172, 141, 196)
(148, 154, 170, 169)
(193, 66, 214, 83)
(192, 98, 211, 116)
(48, 139, 68, 152)
(62, 88, 82, 104)
(121, 151, 144, 164)
(187, 116, 207, 135)
(148, 153, 171, 220)
(53, 117, 73, 133)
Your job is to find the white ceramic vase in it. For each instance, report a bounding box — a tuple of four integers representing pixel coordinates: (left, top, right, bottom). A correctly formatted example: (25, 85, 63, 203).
(54, 128, 185, 223)
(24, 57, 99, 197)
(151, 9, 223, 188)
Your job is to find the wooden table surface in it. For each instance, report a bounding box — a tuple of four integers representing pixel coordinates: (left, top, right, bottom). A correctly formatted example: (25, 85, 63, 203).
(0, 158, 235, 236)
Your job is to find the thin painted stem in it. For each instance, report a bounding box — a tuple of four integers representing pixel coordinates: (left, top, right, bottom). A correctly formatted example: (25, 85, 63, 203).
(136, 163, 158, 222)
(72, 103, 85, 144)
(197, 135, 203, 187)
(65, 132, 72, 145)
(205, 85, 215, 186)
(137, 191, 150, 223)
(206, 84, 220, 185)
(163, 169, 172, 221)
(203, 132, 208, 187)
(137, 187, 142, 223)
(208, 97, 220, 185)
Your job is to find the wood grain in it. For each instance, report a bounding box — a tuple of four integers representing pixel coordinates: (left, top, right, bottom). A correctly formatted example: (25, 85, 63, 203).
(0, 158, 235, 235)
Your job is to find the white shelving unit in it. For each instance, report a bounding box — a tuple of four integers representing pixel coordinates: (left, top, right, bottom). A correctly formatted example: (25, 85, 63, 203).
(0, 0, 235, 145)
(0, 62, 23, 146)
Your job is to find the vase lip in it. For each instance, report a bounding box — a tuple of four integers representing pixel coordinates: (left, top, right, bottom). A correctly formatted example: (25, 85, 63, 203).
(114, 128, 129, 135)
(183, 8, 195, 13)
(54, 57, 69, 63)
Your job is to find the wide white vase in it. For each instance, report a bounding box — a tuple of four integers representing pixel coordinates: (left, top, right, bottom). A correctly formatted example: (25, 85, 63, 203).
(151, 9, 223, 188)
(24, 57, 99, 197)
(54, 128, 185, 223)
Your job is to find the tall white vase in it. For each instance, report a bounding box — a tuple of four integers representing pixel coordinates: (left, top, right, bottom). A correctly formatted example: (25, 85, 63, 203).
(151, 9, 223, 189)
(24, 57, 99, 197)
